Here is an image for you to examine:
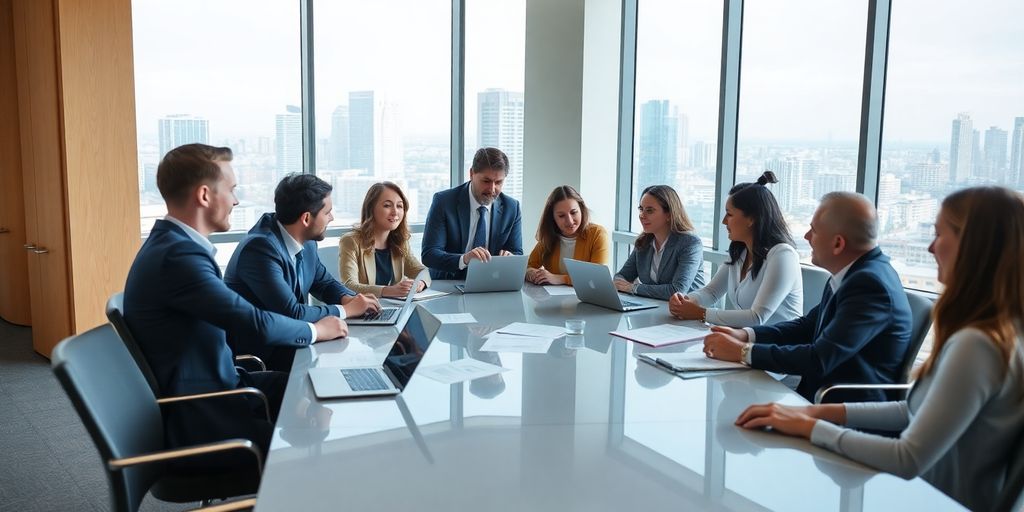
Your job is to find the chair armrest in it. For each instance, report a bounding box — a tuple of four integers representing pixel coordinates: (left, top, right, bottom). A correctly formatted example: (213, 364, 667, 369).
(108, 438, 262, 473)
(188, 497, 257, 512)
(814, 383, 913, 404)
(157, 387, 271, 423)
(234, 354, 266, 372)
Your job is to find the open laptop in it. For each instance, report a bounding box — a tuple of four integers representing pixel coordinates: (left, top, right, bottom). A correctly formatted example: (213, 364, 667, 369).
(308, 305, 441, 399)
(564, 259, 658, 312)
(347, 270, 428, 326)
(454, 255, 527, 293)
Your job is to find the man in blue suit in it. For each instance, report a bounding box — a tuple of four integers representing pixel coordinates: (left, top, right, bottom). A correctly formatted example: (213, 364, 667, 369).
(124, 144, 348, 454)
(224, 174, 380, 370)
(702, 192, 912, 403)
(421, 147, 523, 280)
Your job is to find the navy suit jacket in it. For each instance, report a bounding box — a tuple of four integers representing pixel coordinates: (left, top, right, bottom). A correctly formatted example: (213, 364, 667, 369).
(124, 219, 314, 398)
(421, 182, 523, 280)
(750, 247, 912, 403)
(224, 213, 355, 357)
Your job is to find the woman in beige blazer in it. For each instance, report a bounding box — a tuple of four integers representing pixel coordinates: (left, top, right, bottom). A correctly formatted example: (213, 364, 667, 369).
(339, 182, 430, 298)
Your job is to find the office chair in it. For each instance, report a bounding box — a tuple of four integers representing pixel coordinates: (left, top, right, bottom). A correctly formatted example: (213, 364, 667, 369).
(800, 265, 831, 315)
(814, 290, 934, 403)
(51, 324, 264, 512)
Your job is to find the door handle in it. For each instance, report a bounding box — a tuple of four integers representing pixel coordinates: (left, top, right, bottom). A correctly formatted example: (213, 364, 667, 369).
(33, 248, 49, 254)
(23, 243, 36, 250)
(0, 227, 10, 234)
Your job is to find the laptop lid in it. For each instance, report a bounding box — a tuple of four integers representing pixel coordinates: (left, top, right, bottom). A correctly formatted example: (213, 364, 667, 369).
(459, 255, 527, 293)
(564, 259, 655, 312)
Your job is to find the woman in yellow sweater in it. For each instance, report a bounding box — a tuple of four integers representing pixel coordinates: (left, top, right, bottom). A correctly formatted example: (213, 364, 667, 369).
(526, 185, 610, 286)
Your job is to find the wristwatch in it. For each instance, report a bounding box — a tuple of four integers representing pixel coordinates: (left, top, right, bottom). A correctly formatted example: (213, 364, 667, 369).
(740, 342, 753, 366)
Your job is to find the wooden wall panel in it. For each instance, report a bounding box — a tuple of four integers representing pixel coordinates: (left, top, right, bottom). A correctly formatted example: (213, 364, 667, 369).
(56, 0, 141, 334)
(0, 0, 31, 326)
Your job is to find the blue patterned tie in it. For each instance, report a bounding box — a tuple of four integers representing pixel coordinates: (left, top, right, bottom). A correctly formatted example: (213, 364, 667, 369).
(472, 205, 487, 250)
(294, 252, 305, 302)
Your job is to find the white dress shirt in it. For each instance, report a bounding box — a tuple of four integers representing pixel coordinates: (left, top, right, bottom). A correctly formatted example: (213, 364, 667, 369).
(649, 237, 667, 282)
(459, 187, 492, 270)
(277, 221, 343, 318)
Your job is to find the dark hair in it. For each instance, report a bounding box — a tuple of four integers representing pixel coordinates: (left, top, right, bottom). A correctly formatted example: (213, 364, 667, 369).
(274, 174, 333, 224)
(725, 171, 794, 278)
(157, 143, 233, 206)
(356, 182, 412, 257)
(470, 147, 510, 175)
(635, 185, 694, 250)
(535, 185, 592, 262)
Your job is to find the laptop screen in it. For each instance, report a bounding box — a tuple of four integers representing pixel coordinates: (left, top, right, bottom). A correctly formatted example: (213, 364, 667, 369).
(382, 307, 437, 389)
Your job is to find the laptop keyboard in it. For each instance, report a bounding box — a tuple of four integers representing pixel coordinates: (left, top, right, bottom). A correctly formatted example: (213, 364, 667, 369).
(362, 307, 398, 322)
(341, 368, 391, 391)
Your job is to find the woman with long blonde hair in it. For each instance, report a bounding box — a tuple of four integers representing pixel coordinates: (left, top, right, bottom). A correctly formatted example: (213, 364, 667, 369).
(734, 186, 1024, 511)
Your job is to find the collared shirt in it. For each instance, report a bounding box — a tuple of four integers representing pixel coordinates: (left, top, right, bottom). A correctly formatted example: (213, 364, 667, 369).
(277, 221, 344, 318)
(650, 236, 667, 282)
(459, 186, 493, 270)
(164, 215, 216, 257)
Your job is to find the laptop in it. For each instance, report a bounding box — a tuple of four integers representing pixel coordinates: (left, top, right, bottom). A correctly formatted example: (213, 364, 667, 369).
(454, 255, 527, 293)
(308, 305, 441, 399)
(564, 259, 658, 312)
(347, 270, 428, 326)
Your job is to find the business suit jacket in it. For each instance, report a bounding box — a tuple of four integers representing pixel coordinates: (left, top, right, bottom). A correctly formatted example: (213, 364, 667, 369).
(124, 220, 313, 447)
(224, 213, 355, 353)
(527, 224, 610, 285)
(421, 182, 523, 280)
(750, 247, 912, 403)
(615, 231, 705, 300)
(338, 231, 431, 296)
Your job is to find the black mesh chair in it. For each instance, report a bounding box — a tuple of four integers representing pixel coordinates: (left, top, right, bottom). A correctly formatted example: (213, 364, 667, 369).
(52, 324, 264, 512)
(815, 290, 934, 403)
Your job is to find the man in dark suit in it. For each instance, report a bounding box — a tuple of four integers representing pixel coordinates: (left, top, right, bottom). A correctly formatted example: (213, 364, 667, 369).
(224, 174, 380, 370)
(124, 144, 348, 454)
(703, 192, 912, 403)
(421, 147, 523, 280)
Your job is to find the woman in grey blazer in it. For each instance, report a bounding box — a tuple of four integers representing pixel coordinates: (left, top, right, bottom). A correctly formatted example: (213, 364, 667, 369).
(613, 185, 704, 300)
(734, 186, 1024, 511)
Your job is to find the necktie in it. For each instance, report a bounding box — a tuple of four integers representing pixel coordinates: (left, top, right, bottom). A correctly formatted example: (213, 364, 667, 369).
(814, 282, 833, 338)
(294, 252, 305, 302)
(472, 205, 488, 250)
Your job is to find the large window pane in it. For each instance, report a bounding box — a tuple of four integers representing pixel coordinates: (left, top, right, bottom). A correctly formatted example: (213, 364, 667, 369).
(880, 0, 1024, 292)
(132, 0, 300, 235)
(465, 0, 526, 201)
(736, 1, 868, 259)
(630, 1, 723, 244)
(314, 0, 451, 228)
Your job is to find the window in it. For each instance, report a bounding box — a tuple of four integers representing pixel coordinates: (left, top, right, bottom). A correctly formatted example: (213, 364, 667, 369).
(735, 1, 868, 260)
(132, 0, 301, 235)
(464, 0, 526, 201)
(630, 0, 723, 244)
(880, 0, 1024, 292)
(313, 0, 451, 228)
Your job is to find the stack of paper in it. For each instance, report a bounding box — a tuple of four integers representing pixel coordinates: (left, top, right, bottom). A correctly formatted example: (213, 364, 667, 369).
(478, 322, 564, 354)
(637, 351, 748, 372)
(609, 323, 709, 347)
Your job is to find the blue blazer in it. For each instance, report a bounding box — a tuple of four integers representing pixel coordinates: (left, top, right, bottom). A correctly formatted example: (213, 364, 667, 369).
(615, 231, 706, 300)
(750, 247, 912, 403)
(421, 182, 523, 280)
(124, 219, 314, 398)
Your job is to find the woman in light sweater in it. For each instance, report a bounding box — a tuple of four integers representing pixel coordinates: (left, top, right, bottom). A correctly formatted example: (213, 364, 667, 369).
(734, 186, 1024, 511)
(669, 171, 802, 326)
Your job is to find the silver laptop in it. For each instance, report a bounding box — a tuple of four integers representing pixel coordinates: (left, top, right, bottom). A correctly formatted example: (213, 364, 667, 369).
(308, 305, 441, 399)
(454, 255, 527, 293)
(347, 270, 428, 326)
(564, 259, 658, 312)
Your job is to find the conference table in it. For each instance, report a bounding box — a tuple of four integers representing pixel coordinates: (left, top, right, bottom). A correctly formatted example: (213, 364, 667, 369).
(254, 282, 962, 511)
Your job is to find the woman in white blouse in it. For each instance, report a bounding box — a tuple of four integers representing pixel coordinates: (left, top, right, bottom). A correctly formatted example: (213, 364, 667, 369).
(734, 186, 1024, 511)
(669, 171, 802, 327)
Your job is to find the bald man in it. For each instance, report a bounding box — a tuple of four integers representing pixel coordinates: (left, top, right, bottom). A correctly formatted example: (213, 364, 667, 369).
(703, 192, 912, 403)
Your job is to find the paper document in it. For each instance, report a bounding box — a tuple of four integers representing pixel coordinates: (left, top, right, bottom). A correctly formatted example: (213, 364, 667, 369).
(480, 333, 554, 354)
(417, 358, 509, 384)
(433, 313, 477, 324)
(637, 350, 748, 372)
(610, 323, 710, 347)
(411, 289, 450, 301)
(543, 286, 577, 296)
(493, 322, 566, 339)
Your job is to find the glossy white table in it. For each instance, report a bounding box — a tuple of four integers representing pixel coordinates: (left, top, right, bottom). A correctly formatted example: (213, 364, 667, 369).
(255, 282, 963, 511)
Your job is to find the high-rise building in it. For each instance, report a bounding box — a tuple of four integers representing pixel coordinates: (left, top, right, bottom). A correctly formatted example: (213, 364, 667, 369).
(877, 173, 901, 204)
(971, 128, 983, 179)
(906, 162, 944, 193)
(1011, 117, 1024, 188)
(637, 100, 678, 194)
(347, 91, 403, 178)
(689, 141, 715, 170)
(766, 157, 801, 211)
(328, 105, 350, 170)
(983, 126, 1008, 183)
(157, 114, 208, 158)
(814, 172, 856, 201)
(477, 89, 525, 198)
(949, 112, 973, 183)
(275, 105, 302, 180)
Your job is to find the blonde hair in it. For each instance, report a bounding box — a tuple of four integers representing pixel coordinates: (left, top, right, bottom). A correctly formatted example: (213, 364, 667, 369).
(356, 182, 411, 257)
